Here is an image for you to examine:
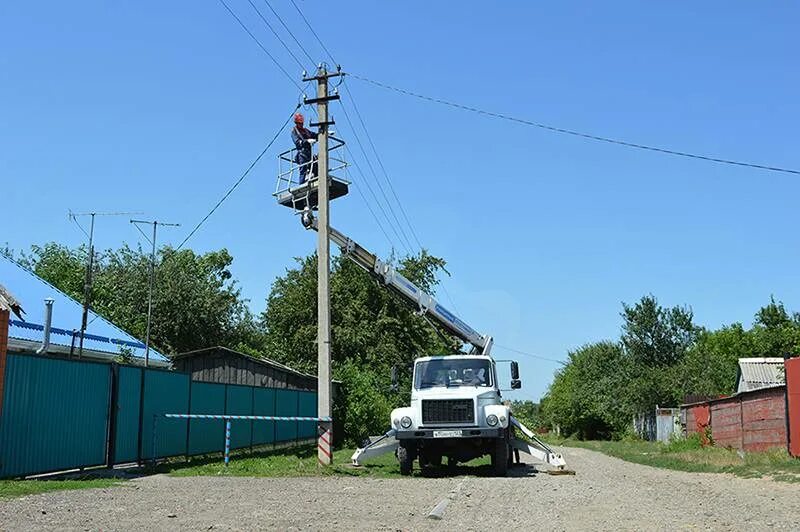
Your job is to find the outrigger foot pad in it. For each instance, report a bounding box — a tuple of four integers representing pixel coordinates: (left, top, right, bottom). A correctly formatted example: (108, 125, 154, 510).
(547, 468, 576, 476)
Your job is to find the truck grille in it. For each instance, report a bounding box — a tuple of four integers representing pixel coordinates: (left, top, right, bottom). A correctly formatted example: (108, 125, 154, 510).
(422, 399, 474, 424)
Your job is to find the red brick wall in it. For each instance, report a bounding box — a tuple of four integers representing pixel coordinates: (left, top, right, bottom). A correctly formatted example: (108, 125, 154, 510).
(0, 309, 8, 416)
(786, 358, 800, 457)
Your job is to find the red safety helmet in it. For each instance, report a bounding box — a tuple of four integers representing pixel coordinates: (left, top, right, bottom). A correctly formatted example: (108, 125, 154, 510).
(293, 112, 304, 124)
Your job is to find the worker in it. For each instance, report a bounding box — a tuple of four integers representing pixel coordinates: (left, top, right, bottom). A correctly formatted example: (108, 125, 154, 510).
(291, 112, 318, 184)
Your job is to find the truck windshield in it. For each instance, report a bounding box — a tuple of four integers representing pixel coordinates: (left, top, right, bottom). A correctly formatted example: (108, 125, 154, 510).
(414, 359, 493, 389)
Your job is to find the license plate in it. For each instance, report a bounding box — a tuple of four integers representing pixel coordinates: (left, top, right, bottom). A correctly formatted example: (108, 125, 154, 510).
(433, 430, 462, 438)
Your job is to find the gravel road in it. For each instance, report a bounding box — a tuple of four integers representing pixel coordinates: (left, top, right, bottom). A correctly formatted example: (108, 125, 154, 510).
(1, 447, 798, 531)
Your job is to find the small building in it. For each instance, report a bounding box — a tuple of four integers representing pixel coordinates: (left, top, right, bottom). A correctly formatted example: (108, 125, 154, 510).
(173, 346, 325, 391)
(736, 357, 785, 393)
(1, 254, 168, 367)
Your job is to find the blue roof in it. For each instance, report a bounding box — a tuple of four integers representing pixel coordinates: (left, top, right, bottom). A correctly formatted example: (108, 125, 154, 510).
(1, 254, 167, 361)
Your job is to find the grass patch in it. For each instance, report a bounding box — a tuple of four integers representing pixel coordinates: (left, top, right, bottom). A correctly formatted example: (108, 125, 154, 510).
(0, 478, 119, 499)
(544, 435, 800, 483)
(157, 444, 496, 478)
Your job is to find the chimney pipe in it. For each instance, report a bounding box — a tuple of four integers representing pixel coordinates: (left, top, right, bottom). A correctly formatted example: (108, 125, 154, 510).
(36, 298, 54, 355)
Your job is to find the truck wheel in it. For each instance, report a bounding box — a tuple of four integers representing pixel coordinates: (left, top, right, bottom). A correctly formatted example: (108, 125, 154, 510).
(491, 432, 509, 477)
(398, 442, 415, 476)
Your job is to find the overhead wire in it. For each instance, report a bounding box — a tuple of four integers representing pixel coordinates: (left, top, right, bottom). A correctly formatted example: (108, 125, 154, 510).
(345, 165, 397, 250)
(287, 0, 337, 66)
(342, 81, 425, 250)
(176, 106, 300, 250)
(338, 101, 416, 254)
(244, 0, 307, 71)
(261, 0, 316, 65)
(494, 344, 567, 366)
(216, 0, 303, 90)
(348, 74, 800, 176)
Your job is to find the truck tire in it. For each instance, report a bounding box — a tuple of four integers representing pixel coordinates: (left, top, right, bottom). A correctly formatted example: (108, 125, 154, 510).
(398, 442, 415, 476)
(491, 431, 509, 477)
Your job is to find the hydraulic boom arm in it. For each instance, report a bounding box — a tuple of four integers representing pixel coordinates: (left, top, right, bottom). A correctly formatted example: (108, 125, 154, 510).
(302, 212, 493, 355)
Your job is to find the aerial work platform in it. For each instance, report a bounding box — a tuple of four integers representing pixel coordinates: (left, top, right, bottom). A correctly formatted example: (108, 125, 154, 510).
(274, 135, 349, 211)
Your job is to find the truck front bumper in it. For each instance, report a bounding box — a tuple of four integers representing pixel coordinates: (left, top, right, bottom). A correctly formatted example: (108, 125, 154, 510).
(395, 428, 502, 439)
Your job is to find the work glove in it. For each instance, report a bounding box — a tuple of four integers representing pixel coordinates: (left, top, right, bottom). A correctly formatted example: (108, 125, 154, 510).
(306, 138, 317, 145)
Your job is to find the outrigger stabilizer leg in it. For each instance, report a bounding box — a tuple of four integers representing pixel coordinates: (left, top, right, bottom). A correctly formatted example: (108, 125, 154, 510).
(350, 429, 399, 466)
(510, 416, 575, 475)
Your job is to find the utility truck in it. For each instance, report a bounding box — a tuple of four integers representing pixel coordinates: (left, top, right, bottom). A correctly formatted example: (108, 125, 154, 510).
(300, 209, 567, 477)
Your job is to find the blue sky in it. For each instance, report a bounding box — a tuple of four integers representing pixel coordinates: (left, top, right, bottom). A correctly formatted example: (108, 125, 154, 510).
(3, 1, 799, 401)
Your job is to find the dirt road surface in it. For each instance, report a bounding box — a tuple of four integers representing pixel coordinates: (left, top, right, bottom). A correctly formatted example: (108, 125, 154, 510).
(1, 447, 798, 530)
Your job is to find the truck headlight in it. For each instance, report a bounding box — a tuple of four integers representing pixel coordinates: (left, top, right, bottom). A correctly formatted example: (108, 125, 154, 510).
(400, 416, 413, 429)
(486, 414, 499, 426)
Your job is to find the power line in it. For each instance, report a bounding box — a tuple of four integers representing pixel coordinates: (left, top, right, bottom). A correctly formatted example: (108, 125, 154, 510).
(344, 155, 398, 251)
(245, 0, 307, 71)
(287, 0, 337, 66)
(338, 102, 416, 254)
(349, 74, 800, 177)
(177, 106, 298, 250)
(261, 0, 315, 65)
(343, 80, 425, 251)
(216, 0, 303, 90)
(343, 142, 412, 255)
(494, 343, 567, 366)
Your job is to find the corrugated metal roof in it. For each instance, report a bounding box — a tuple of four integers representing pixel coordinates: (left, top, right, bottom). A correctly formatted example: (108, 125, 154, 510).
(736, 357, 785, 393)
(1, 254, 167, 362)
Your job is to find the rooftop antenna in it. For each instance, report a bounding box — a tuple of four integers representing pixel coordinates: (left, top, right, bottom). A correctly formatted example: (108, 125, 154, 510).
(130, 219, 180, 367)
(67, 210, 144, 358)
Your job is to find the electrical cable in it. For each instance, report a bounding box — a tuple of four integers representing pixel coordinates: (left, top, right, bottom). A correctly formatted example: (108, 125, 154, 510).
(342, 80, 425, 250)
(176, 106, 299, 250)
(349, 74, 800, 176)
(216, 0, 303, 90)
(344, 162, 397, 250)
(287, 0, 337, 66)
(245, 0, 308, 71)
(343, 143, 412, 255)
(494, 343, 567, 366)
(338, 100, 416, 254)
(261, 0, 316, 65)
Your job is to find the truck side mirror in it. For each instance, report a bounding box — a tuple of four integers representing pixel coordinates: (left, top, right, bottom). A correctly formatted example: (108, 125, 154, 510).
(390, 365, 399, 392)
(511, 379, 522, 390)
(510, 361, 519, 380)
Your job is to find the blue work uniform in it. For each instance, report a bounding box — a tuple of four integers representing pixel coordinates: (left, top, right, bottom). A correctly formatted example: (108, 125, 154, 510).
(291, 126, 318, 183)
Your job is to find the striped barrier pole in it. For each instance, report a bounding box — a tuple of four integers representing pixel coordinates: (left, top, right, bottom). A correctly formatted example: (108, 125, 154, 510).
(160, 414, 333, 467)
(162, 414, 332, 422)
(224, 419, 231, 467)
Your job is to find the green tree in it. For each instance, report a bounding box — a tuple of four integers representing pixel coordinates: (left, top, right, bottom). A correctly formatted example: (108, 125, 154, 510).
(621, 294, 698, 367)
(6, 242, 256, 355)
(540, 341, 630, 439)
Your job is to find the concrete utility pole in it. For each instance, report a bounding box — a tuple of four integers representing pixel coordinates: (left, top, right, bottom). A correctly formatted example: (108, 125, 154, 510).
(303, 64, 341, 466)
(130, 219, 180, 367)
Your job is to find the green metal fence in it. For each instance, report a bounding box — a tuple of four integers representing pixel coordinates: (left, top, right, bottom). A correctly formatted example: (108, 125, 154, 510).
(0, 353, 318, 478)
(0, 354, 110, 478)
